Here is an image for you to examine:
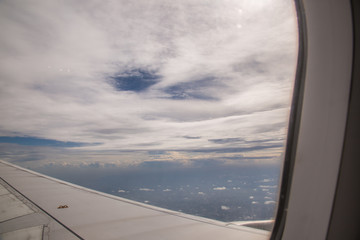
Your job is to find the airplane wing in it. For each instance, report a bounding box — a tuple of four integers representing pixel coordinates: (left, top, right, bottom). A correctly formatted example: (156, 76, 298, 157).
(0, 160, 269, 240)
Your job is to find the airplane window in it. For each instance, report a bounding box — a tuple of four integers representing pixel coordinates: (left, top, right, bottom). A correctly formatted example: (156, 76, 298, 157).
(0, 0, 298, 231)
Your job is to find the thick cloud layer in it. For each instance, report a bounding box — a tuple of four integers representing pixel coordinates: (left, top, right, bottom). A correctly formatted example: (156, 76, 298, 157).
(0, 0, 298, 167)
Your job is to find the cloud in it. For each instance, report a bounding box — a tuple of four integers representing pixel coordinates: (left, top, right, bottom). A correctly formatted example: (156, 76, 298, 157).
(162, 77, 221, 100)
(221, 206, 230, 211)
(260, 179, 273, 183)
(213, 187, 226, 191)
(259, 185, 278, 188)
(182, 136, 201, 140)
(186, 144, 284, 153)
(0, 0, 297, 167)
(208, 138, 244, 144)
(139, 188, 154, 192)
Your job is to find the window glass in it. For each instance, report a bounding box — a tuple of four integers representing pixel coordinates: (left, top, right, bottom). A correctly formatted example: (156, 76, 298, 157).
(0, 0, 298, 225)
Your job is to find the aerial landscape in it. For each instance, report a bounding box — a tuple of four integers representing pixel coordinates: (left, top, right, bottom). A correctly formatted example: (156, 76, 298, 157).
(0, 0, 298, 223)
(33, 162, 280, 222)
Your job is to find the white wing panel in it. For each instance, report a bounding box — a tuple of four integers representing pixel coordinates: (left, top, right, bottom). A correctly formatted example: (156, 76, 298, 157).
(0, 160, 269, 240)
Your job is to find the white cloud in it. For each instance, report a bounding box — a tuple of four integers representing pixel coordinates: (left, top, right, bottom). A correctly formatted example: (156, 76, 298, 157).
(221, 205, 230, 210)
(213, 187, 226, 191)
(261, 179, 273, 183)
(259, 185, 278, 188)
(0, 0, 298, 166)
(264, 201, 276, 205)
(139, 188, 154, 192)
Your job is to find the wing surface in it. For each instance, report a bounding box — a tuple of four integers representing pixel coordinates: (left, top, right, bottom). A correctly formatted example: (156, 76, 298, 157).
(0, 160, 269, 240)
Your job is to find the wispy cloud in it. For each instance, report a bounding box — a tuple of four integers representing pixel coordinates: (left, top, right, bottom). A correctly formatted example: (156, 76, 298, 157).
(0, 0, 297, 167)
(139, 188, 154, 192)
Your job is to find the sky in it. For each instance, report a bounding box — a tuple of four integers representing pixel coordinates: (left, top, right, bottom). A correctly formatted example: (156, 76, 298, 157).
(0, 0, 298, 168)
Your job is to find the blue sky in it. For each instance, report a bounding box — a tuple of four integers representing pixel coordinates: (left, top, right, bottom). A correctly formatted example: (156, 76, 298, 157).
(0, 0, 298, 168)
(0, 136, 85, 147)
